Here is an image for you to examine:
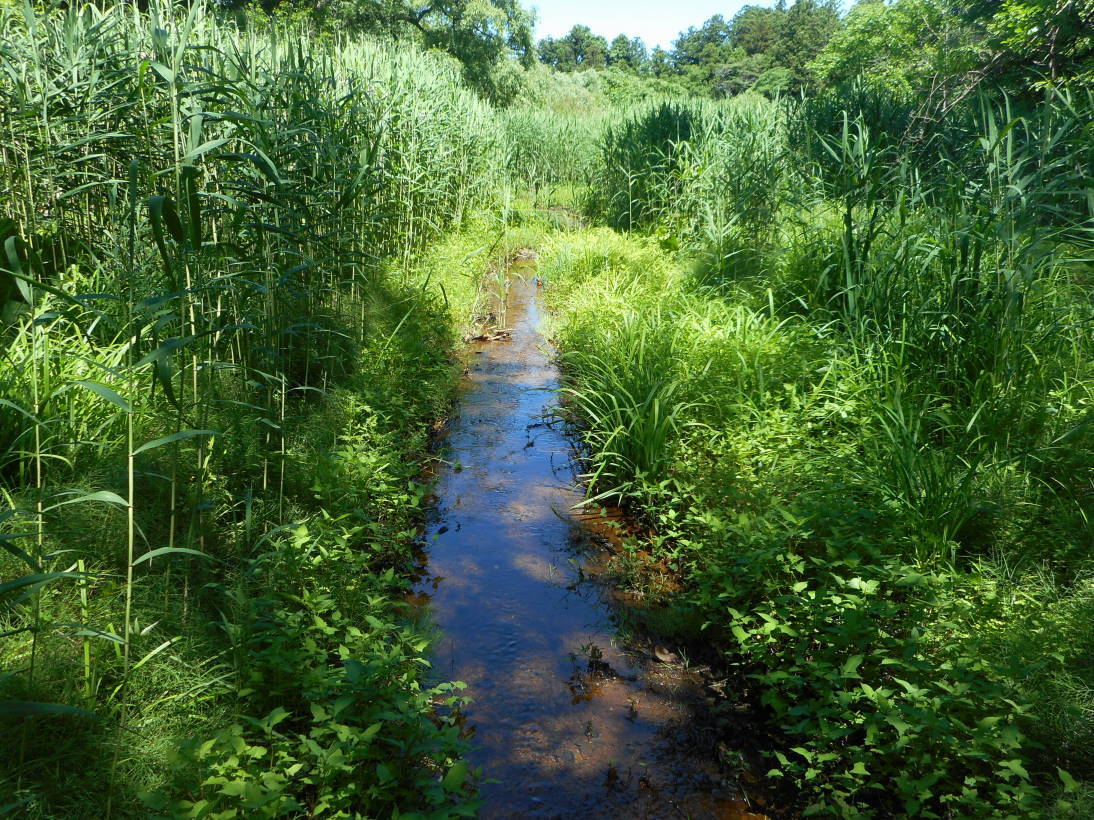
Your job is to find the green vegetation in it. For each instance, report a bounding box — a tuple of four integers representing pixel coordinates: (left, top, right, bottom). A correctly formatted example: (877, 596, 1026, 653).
(542, 87, 1092, 817)
(532, 0, 1093, 102)
(2, 0, 1092, 816)
(0, 1, 512, 814)
(221, 0, 536, 103)
(534, 1, 842, 98)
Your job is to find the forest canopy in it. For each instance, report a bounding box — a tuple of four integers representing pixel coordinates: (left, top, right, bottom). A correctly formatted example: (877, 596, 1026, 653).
(533, 0, 1093, 100)
(222, 0, 537, 99)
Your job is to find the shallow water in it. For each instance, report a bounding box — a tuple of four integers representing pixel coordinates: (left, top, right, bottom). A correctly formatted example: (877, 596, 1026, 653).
(413, 275, 764, 819)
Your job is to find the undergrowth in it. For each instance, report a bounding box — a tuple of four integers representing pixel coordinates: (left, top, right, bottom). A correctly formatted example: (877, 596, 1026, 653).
(3, 0, 1089, 815)
(1, 219, 506, 817)
(540, 225, 1092, 819)
(0, 0, 515, 806)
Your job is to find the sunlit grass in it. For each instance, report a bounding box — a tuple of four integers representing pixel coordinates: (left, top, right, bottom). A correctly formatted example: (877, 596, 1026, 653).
(0, 0, 509, 813)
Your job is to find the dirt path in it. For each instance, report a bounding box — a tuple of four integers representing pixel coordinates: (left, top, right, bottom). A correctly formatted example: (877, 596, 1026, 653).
(412, 273, 764, 819)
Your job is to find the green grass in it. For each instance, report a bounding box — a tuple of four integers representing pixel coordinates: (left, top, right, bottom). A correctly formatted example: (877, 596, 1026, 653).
(540, 221, 1092, 818)
(555, 87, 1094, 818)
(563, 91, 1089, 820)
(2, 0, 1090, 816)
(0, 223, 502, 818)
(0, 1, 519, 813)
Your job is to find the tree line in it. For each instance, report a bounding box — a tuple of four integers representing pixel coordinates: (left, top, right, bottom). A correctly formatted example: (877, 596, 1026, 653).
(538, 0, 841, 97)
(537, 0, 1093, 98)
(216, 0, 1091, 102)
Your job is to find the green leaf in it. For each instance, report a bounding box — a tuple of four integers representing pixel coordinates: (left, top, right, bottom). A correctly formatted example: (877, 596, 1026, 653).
(72, 627, 123, 644)
(147, 195, 183, 275)
(183, 139, 229, 164)
(74, 380, 131, 413)
(0, 532, 41, 571)
(260, 706, 291, 731)
(1058, 767, 1079, 792)
(218, 150, 282, 185)
(217, 780, 247, 797)
(896, 571, 928, 586)
(132, 547, 209, 566)
(0, 796, 34, 814)
(885, 714, 911, 735)
(0, 571, 87, 597)
(131, 638, 179, 671)
(0, 700, 98, 718)
(0, 398, 39, 424)
(442, 761, 469, 792)
(2, 235, 33, 301)
(999, 759, 1030, 780)
(362, 722, 382, 741)
(134, 334, 188, 410)
(376, 762, 393, 784)
(149, 61, 175, 84)
(132, 429, 216, 456)
(1051, 414, 1092, 445)
(44, 490, 128, 511)
(841, 653, 865, 678)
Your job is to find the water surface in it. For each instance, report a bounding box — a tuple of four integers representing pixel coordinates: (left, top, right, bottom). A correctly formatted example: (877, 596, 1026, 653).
(413, 274, 764, 819)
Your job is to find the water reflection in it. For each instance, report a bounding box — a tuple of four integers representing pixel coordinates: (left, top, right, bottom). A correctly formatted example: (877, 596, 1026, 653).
(412, 276, 765, 819)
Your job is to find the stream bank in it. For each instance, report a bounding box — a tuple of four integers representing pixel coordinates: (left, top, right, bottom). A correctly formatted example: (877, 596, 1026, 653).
(413, 268, 765, 819)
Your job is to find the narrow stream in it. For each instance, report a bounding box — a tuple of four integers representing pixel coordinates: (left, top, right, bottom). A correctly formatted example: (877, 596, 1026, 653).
(412, 272, 764, 819)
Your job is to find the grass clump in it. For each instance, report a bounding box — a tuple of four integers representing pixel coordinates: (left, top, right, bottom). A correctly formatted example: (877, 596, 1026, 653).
(548, 83, 1091, 820)
(539, 217, 1092, 817)
(0, 0, 514, 813)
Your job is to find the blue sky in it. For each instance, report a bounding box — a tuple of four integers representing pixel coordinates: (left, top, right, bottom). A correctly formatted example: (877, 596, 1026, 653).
(531, 0, 760, 50)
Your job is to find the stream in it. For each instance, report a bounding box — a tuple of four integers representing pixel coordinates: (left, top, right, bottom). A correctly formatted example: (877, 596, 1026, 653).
(411, 269, 765, 819)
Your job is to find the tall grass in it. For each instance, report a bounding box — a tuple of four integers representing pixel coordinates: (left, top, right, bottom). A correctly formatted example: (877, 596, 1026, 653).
(593, 96, 787, 233)
(558, 310, 693, 502)
(0, 1, 504, 813)
(554, 81, 1093, 817)
(501, 107, 605, 194)
(589, 87, 1092, 557)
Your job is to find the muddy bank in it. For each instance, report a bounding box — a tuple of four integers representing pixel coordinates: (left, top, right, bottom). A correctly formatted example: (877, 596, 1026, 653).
(411, 273, 765, 819)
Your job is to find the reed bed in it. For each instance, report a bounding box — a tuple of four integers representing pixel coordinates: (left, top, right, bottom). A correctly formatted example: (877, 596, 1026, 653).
(0, 1, 506, 814)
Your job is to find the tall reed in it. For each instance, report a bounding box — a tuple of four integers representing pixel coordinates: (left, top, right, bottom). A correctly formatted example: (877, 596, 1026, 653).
(0, 0, 505, 812)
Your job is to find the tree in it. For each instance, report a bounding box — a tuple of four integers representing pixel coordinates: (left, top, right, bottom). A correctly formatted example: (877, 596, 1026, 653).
(731, 5, 783, 56)
(669, 14, 746, 95)
(537, 24, 609, 71)
(607, 34, 648, 71)
(649, 45, 672, 77)
(961, 0, 1094, 88)
(537, 36, 571, 69)
(671, 14, 735, 67)
(752, 65, 793, 96)
(420, 0, 536, 97)
(710, 52, 771, 96)
(809, 0, 974, 93)
(769, 0, 841, 91)
(234, 0, 536, 101)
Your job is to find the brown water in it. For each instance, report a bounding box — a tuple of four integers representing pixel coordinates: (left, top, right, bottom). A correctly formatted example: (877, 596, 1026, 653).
(413, 275, 764, 819)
